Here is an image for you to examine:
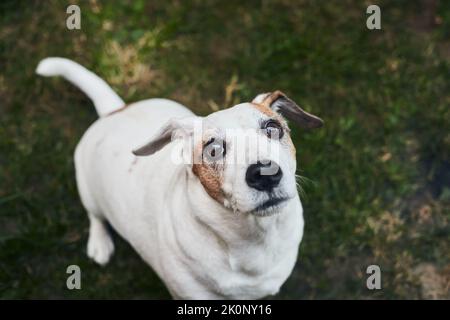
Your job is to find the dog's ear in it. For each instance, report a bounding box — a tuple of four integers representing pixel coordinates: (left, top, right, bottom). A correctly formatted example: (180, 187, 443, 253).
(253, 91, 323, 129)
(132, 116, 199, 156)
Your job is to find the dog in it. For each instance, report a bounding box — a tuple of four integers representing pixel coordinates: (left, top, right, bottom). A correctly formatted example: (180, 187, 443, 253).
(36, 57, 323, 299)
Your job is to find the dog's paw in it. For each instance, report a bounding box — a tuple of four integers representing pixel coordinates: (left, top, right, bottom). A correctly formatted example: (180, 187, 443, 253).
(87, 229, 114, 266)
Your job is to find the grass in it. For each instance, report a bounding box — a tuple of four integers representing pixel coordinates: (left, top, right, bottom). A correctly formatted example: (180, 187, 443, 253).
(0, 0, 449, 299)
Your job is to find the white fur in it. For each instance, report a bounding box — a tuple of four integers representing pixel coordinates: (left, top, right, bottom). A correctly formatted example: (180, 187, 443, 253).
(36, 57, 124, 116)
(37, 58, 304, 299)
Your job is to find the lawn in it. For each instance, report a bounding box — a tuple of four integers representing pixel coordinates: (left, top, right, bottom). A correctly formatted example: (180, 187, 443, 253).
(0, 0, 449, 299)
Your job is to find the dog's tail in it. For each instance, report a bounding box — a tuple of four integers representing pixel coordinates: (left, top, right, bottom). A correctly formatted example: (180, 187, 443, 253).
(36, 57, 125, 117)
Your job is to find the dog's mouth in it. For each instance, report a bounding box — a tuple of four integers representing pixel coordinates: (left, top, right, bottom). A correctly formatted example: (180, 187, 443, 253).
(250, 196, 290, 217)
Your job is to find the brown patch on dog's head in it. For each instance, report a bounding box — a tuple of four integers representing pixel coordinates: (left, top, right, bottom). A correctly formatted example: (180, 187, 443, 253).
(250, 101, 278, 118)
(252, 90, 324, 129)
(192, 142, 224, 203)
(251, 92, 291, 132)
(252, 91, 284, 111)
(259, 91, 283, 105)
(250, 91, 287, 121)
(251, 94, 297, 159)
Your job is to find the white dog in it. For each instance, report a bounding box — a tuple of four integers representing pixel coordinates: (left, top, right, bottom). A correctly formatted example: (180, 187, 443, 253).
(36, 57, 323, 299)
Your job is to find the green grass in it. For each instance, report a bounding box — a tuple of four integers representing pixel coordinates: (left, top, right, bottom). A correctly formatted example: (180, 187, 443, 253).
(0, 0, 449, 299)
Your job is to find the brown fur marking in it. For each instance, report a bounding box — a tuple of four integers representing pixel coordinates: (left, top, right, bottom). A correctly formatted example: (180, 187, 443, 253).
(250, 91, 287, 121)
(192, 163, 223, 203)
(106, 104, 130, 116)
(260, 91, 286, 108)
(252, 91, 297, 159)
(192, 142, 224, 203)
(250, 102, 278, 118)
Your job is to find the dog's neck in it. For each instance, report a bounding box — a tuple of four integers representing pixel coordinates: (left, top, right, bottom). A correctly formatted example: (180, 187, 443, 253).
(153, 159, 302, 282)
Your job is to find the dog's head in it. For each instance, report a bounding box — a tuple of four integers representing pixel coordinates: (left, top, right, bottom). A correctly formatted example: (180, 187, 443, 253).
(133, 91, 323, 216)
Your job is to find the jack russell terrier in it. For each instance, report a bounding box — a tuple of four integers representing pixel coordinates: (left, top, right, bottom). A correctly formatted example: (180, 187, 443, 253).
(36, 57, 323, 299)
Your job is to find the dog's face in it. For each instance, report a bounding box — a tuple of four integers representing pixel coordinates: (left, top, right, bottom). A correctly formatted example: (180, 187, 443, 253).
(134, 91, 323, 216)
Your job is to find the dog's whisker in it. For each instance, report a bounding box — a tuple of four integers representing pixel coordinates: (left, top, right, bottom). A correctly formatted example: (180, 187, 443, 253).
(295, 173, 310, 199)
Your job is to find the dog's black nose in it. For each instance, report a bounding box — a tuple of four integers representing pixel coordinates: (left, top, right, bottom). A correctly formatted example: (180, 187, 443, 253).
(246, 161, 283, 191)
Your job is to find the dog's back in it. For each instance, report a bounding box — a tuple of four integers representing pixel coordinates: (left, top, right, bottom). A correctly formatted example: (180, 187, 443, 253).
(73, 98, 193, 268)
(37, 58, 194, 268)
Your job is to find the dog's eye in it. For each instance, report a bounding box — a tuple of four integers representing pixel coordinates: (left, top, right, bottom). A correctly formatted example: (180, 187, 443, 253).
(264, 120, 284, 139)
(203, 138, 226, 162)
